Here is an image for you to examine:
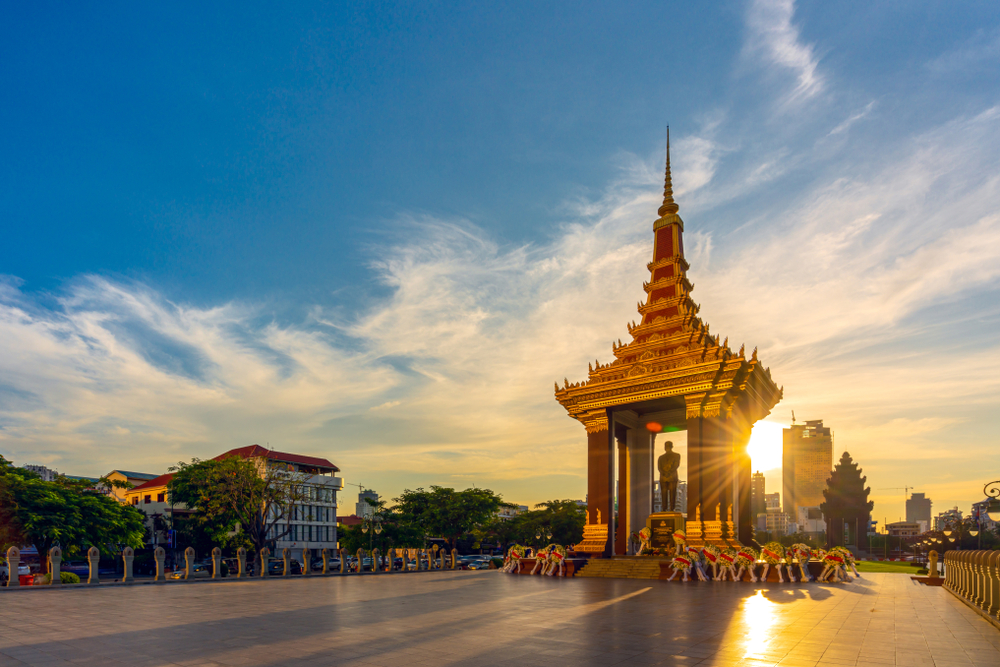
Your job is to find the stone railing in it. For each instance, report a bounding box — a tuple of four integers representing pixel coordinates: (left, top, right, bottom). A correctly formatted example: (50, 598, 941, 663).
(4, 544, 462, 589)
(943, 550, 1000, 629)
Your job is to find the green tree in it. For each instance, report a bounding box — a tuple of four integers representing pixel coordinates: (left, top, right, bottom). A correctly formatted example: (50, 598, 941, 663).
(0, 456, 145, 573)
(168, 455, 308, 573)
(393, 486, 511, 550)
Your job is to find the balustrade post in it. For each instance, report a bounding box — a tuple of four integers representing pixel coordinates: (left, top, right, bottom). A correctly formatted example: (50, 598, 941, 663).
(6, 547, 20, 587)
(122, 546, 135, 583)
(49, 547, 62, 586)
(372, 549, 381, 574)
(87, 546, 101, 585)
(154, 546, 166, 581)
(260, 547, 270, 577)
(321, 548, 330, 575)
(237, 547, 247, 578)
(339, 549, 347, 574)
(302, 548, 311, 576)
(282, 548, 291, 576)
(212, 547, 223, 579)
(386, 548, 395, 573)
(990, 551, 1000, 622)
(356, 549, 365, 573)
(450, 548, 458, 570)
(184, 547, 195, 580)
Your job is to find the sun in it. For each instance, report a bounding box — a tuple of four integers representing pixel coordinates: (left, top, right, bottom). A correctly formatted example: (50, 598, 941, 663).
(746, 420, 786, 472)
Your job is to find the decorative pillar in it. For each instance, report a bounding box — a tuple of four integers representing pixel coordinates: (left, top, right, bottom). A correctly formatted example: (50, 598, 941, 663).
(6, 547, 20, 587)
(87, 546, 100, 585)
(372, 549, 381, 574)
(48, 547, 62, 586)
(260, 547, 270, 578)
(184, 547, 195, 580)
(629, 427, 653, 542)
(236, 547, 247, 578)
(585, 418, 613, 557)
(339, 549, 347, 574)
(302, 547, 311, 576)
(122, 546, 135, 583)
(615, 432, 629, 555)
(211, 547, 223, 579)
(282, 548, 291, 576)
(154, 546, 166, 581)
(320, 548, 330, 575)
(450, 549, 457, 569)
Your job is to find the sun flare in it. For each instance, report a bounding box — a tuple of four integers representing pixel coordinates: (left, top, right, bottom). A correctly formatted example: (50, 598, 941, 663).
(746, 420, 786, 472)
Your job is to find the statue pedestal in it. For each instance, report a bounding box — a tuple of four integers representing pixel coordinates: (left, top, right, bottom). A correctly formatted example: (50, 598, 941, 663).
(646, 512, 685, 549)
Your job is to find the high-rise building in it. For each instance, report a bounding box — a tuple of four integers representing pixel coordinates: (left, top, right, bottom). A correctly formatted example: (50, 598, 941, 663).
(652, 479, 687, 514)
(782, 420, 833, 519)
(764, 492, 780, 510)
(751, 471, 766, 519)
(906, 492, 932, 528)
(935, 507, 962, 531)
(21, 464, 59, 481)
(356, 490, 379, 518)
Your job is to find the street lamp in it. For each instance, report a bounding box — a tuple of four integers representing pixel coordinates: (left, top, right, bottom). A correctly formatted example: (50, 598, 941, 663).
(361, 514, 383, 570)
(986, 481, 1000, 522)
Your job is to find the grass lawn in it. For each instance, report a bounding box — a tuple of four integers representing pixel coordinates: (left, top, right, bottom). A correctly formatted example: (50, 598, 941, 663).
(855, 560, 925, 573)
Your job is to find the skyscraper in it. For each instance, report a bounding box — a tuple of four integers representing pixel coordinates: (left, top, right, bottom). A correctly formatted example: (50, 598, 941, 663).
(751, 471, 766, 520)
(906, 492, 932, 532)
(783, 420, 833, 520)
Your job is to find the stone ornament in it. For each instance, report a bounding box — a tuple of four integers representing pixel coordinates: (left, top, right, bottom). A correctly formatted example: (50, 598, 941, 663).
(450, 548, 458, 570)
(211, 547, 223, 579)
(48, 546, 62, 586)
(236, 547, 247, 579)
(6, 546, 20, 587)
(122, 546, 135, 583)
(371, 549, 380, 574)
(320, 548, 330, 575)
(356, 549, 364, 573)
(184, 547, 196, 580)
(87, 546, 100, 585)
(260, 548, 270, 577)
(154, 546, 166, 581)
(282, 548, 291, 577)
(302, 548, 310, 576)
(338, 549, 346, 574)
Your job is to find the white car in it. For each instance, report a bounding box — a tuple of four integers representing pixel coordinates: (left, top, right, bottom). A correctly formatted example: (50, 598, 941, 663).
(0, 561, 31, 582)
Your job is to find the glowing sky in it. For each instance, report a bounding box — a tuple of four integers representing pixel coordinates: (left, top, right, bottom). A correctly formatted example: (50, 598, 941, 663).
(2, 2, 999, 523)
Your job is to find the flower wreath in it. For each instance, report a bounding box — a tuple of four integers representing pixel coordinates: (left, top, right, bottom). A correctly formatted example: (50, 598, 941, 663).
(760, 542, 785, 565)
(735, 547, 757, 568)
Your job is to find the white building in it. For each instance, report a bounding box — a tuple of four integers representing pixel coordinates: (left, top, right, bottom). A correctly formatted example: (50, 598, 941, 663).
(21, 464, 59, 482)
(497, 505, 528, 521)
(356, 490, 379, 518)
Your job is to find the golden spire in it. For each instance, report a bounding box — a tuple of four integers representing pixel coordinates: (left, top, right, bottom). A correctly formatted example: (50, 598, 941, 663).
(657, 126, 679, 218)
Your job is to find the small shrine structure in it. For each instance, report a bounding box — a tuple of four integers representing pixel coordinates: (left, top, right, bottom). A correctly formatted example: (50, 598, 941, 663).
(555, 133, 782, 556)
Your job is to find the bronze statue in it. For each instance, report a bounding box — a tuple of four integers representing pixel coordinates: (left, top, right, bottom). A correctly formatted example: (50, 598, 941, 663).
(657, 440, 681, 512)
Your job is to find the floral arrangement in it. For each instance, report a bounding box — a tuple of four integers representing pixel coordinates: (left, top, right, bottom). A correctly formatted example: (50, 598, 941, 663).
(635, 527, 652, 556)
(735, 546, 758, 582)
(545, 544, 567, 576)
(791, 543, 814, 582)
(716, 548, 738, 581)
(759, 541, 787, 582)
(530, 545, 551, 575)
(702, 544, 721, 580)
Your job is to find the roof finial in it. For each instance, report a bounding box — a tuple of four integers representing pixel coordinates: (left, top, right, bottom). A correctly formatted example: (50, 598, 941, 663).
(657, 126, 679, 218)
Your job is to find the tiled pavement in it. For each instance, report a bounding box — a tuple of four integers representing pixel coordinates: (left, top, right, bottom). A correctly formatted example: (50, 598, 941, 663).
(0, 572, 998, 667)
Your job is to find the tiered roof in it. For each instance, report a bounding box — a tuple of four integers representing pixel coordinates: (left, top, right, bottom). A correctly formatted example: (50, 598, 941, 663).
(555, 132, 781, 431)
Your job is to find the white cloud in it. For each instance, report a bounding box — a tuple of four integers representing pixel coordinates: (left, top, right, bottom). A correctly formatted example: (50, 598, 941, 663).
(827, 101, 876, 136)
(927, 27, 1000, 74)
(744, 0, 825, 104)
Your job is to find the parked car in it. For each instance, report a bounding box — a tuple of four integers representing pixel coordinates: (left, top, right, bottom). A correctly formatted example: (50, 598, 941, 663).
(266, 559, 302, 575)
(0, 559, 31, 583)
(311, 557, 341, 571)
(168, 563, 211, 579)
(61, 561, 90, 577)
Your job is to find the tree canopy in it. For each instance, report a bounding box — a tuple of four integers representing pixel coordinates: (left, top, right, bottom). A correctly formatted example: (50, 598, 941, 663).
(0, 456, 146, 572)
(393, 486, 512, 549)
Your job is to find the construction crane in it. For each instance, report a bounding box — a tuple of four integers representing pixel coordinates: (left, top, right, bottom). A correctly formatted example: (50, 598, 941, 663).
(881, 486, 914, 502)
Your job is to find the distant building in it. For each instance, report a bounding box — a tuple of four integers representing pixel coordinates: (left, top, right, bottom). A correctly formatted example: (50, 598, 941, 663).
(496, 505, 528, 521)
(356, 490, 379, 518)
(337, 515, 363, 527)
(972, 498, 999, 531)
(906, 492, 932, 528)
(751, 471, 766, 519)
(764, 492, 780, 510)
(797, 506, 825, 537)
(764, 508, 791, 536)
(125, 445, 343, 562)
(21, 464, 59, 482)
(782, 420, 833, 520)
(101, 470, 159, 502)
(935, 507, 963, 531)
(887, 521, 921, 537)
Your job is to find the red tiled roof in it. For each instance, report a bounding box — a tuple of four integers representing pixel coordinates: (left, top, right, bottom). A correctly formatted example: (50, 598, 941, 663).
(338, 515, 363, 526)
(128, 473, 174, 492)
(214, 445, 339, 472)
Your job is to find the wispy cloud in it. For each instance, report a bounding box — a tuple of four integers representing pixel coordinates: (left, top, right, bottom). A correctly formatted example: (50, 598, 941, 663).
(927, 27, 1000, 74)
(744, 0, 825, 104)
(827, 101, 876, 136)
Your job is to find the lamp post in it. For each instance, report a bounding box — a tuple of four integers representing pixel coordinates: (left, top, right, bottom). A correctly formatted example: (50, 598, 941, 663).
(360, 514, 383, 571)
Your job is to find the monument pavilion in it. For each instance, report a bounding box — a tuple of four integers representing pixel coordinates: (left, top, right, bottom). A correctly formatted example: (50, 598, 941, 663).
(555, 134, 782, 556)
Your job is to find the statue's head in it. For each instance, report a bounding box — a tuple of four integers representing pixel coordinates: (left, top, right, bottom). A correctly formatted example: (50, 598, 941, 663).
(664, 440, 674, 452)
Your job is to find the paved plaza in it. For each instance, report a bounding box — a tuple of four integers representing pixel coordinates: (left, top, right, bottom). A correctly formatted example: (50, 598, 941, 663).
(1, 572, 998, 667)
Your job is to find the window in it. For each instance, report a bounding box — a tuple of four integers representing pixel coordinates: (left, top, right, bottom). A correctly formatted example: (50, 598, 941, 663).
(157, 492, 165, 503)
(144, 495, 151, 504)
(131, 497, 138, 506)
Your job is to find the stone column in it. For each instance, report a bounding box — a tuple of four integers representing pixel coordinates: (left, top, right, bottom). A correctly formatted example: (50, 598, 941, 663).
(372, 549, 381, 574)
(49, 547, 62, 586)
(356, 549, 365, 573)
(302, 548, 311, 576)
(87, 546, 100, 585)
(6, 547, 20, 587)
(339, 549, 347, 574)
(586, 422, 613, 556)
(211, 547, 223, 579)
(122, 546, 135, 583)
(929, 550, 939, 579)
(321, 548, 330, 575)
(450, 549, 457, 569)
(282, 548, 291, 576)
(615, 432, 629, 555)
(184, 547, 195, 580)
(630, 427, 653, 540)
(386, 548, 395, 573)
(260, 547, 270, 577)
(154, 546, 166, 581)
(236, 547, 247, 578)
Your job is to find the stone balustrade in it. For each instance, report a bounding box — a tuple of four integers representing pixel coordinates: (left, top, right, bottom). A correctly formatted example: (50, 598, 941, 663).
(4, 544, 465, 589)
(943, 550, 1000, 629)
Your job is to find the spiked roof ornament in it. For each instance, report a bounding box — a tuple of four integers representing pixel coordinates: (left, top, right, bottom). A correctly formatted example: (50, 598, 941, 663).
(657, 127, 679, 218)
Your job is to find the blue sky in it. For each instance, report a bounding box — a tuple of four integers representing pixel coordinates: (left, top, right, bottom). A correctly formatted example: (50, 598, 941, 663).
(2, 1, 1000, 524)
